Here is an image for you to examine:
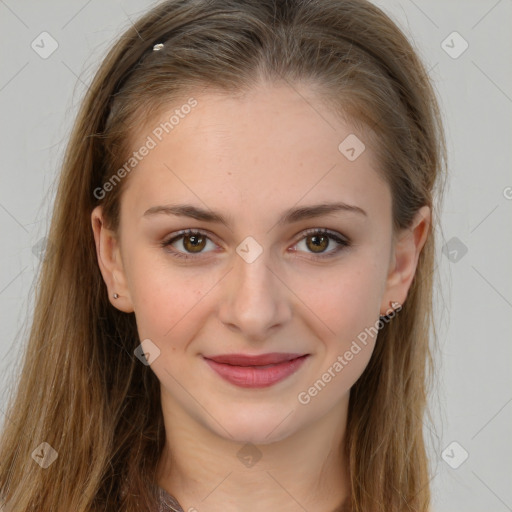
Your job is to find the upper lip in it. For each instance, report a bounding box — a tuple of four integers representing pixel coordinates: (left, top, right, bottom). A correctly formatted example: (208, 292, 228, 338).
(204, 353, 307, 366)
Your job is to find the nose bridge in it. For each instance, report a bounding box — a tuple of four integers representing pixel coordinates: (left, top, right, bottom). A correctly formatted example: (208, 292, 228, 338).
(235, 239, 274, 297)
(218, 236, 291, 337)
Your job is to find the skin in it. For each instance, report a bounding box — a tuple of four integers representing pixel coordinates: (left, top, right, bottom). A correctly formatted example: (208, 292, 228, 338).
(91, 81, 430, 512)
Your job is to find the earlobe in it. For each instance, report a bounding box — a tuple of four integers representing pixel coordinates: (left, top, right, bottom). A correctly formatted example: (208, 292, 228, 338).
(380, 205, 431, 314)
(91, 206, 134, 313)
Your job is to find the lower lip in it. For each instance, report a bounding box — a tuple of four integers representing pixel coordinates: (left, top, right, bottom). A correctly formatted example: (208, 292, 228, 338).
(204, 355, 309, 388)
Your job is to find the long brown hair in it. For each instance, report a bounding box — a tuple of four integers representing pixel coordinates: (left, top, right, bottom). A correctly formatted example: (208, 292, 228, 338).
(0, 1, 446, 510)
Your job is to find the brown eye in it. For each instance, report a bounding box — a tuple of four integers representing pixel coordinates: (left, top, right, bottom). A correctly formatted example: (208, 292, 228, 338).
(182, 233, 207, 253)
(162, 229, 216, 259)
(293, 229, 350, 259)
(305, 233, 329, 253)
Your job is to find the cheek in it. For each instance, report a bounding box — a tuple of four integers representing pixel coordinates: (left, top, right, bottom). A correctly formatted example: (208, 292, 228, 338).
(304, 258, 384, 340)
(294, 287, 382, 415)
(302, 255, 385, 384)
(125, 248, 207, 341)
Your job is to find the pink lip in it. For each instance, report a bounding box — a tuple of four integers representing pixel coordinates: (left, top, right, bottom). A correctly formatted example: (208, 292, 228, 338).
(203, 352, 309, 388)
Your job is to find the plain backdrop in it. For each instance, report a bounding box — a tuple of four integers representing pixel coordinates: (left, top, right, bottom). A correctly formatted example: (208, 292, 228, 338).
(0, 1, 511, 510)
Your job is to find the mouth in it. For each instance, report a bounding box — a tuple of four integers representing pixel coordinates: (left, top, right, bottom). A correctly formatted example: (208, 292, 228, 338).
(203, 353, 310, 388)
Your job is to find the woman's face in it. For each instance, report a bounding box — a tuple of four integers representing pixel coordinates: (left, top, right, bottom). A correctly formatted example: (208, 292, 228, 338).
(93, 82, 427, 444)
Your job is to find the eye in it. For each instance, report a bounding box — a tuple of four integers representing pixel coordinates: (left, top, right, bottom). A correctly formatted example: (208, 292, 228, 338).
(291, 228, 350, 259)
(161, 228, 350, 261)
(161, 229, 218, 260)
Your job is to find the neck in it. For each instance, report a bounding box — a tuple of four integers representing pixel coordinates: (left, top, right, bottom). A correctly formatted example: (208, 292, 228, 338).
(156, 392, 351, 512)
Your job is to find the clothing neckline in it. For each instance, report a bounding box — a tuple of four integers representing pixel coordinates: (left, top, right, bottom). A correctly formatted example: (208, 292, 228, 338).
(157, 485, 185, 512)
(157, 485, 351, 512)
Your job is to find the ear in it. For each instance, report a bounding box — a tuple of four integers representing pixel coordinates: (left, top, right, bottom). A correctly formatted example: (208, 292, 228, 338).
(91, 206, 134, 313)
(380, 205, 431, 315)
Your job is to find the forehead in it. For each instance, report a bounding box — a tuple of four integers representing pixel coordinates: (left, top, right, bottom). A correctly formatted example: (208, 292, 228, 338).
(121, 82, 391, 222)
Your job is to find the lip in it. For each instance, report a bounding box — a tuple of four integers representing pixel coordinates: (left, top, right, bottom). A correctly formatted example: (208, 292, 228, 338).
(203, 352, 309, 388)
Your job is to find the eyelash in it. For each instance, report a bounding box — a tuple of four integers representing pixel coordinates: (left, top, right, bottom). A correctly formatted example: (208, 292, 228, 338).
(160, 228, 350, 261)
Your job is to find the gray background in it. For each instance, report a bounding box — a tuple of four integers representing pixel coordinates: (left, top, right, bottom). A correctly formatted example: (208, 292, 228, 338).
(0, 1, 511, 510)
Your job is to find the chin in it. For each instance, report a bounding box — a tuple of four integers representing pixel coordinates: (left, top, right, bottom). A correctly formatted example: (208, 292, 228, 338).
(206, 404, 300, 446)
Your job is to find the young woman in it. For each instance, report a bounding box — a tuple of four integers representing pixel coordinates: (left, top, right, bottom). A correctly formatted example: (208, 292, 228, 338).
(0, 0, 446, 510)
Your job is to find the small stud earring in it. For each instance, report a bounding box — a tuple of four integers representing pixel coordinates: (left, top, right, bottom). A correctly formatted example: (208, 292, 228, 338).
(113, 293, 119, 299)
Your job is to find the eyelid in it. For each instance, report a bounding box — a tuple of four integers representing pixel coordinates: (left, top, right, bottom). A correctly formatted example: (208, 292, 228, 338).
(295, 227, 349, 245)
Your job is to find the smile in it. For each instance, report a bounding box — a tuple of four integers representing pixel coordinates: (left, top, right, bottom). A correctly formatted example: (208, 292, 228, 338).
(203, 353, 310, 388)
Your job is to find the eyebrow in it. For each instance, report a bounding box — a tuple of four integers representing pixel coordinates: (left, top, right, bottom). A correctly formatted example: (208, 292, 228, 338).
(143, 201, 367, 227)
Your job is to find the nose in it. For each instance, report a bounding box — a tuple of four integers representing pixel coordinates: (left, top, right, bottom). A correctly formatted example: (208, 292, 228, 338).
(218, 245, 293, 342)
